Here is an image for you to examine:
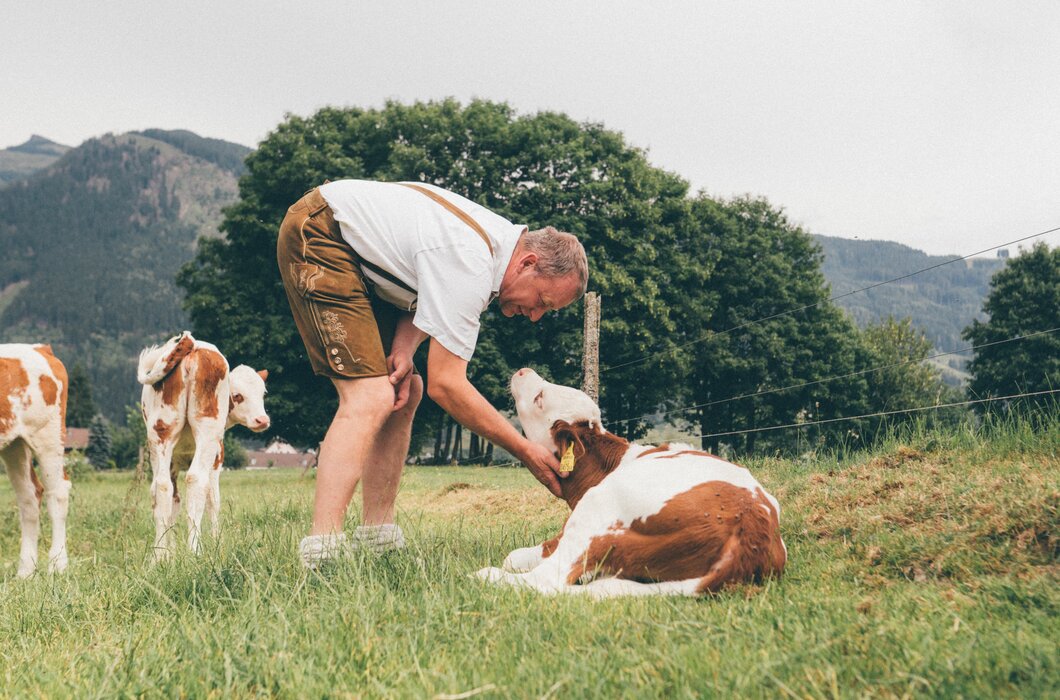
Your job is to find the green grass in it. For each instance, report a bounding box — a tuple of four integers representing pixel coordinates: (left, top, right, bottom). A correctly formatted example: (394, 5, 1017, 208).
(1, 419, 1057, 698)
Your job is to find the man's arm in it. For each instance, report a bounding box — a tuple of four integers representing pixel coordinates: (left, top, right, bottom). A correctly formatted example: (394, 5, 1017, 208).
(387, 312, 428, 410)
(425, 338, 564, 497)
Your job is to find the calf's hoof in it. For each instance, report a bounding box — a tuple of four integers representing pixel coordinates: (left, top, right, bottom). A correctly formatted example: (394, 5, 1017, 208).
(48, 553, 69, 574)
(502, 546, 542, 572)
(474, 566, 507, 583)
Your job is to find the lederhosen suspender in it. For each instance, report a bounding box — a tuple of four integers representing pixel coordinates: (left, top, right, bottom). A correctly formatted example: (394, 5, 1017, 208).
(348, 183, 495, 299)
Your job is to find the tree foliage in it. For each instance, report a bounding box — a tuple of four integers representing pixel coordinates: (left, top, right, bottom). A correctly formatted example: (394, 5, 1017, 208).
(86, 414, 113, 469)
(179, 100, 695, 446)
(963, 242, 1060, 414)
(67, 362, 98, 428)
(669, 196, 869, 453)
(0, 132, 243, 419)
(861, 317, 950, 411)
(177, 99, 959, 456)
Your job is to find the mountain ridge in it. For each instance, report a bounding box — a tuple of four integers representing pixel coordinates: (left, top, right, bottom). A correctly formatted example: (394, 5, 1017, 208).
(0, 130, 248, 419)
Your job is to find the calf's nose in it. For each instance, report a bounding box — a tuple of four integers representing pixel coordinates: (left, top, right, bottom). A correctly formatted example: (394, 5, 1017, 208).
(516, 367, 531, 377)
(252, 416, 270, 431)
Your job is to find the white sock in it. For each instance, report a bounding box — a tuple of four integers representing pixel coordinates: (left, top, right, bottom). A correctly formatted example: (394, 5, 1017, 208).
(353, 524, 406, 552)
(298, 533, 348, 568)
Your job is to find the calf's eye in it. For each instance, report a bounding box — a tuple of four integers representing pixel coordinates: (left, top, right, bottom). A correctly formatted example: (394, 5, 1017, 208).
(233, 394, 245, 404)
(534, 391, 544, 408)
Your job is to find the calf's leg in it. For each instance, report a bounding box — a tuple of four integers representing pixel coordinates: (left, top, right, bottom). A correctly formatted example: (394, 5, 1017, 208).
(185, 429, 222, 553)
(148, 431, 181, 561)
(205, 454, 222, 538)
(2, 441, 40, 578)
(27, 433, 71, 573)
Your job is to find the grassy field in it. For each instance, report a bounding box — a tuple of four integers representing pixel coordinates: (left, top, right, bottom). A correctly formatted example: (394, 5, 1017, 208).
(1, 419, 1057, 698)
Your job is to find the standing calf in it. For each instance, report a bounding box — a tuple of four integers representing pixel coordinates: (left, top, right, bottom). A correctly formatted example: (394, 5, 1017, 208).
(476, 368, 786, 598)
(0, 344, 71, 578)
(138, 332, 269, 560)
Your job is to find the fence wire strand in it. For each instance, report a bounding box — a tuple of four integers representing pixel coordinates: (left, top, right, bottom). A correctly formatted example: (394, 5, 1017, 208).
(688, 388, 1059, 441)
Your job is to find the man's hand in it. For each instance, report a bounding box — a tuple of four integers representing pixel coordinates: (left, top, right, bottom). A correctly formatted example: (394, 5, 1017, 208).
(387, 352, 415, 411)
(519, 441, 564, 498)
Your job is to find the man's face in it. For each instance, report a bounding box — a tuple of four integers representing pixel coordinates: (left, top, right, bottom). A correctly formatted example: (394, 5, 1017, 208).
(498, 267, 581, 322)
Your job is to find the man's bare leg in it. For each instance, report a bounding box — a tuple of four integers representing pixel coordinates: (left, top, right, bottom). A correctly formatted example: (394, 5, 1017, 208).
(310, 375, 394, 535)
(362, 376, 423, 525)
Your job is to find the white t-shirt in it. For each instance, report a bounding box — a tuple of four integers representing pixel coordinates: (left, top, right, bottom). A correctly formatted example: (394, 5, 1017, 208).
(318, 180, 526, 361)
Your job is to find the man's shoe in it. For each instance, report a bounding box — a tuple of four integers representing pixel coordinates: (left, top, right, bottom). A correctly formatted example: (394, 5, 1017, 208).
(298, 533, 350, 569)
(354, 524, 406, 553)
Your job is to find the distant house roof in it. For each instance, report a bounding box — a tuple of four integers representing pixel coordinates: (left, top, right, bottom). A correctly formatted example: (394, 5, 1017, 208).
(64, 427, 90, 451)
(263, 439, 299, 454)
(246, 450, 314, 469)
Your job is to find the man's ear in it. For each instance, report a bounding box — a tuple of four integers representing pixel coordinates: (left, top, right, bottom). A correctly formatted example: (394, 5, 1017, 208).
(520, 251, 539, 271)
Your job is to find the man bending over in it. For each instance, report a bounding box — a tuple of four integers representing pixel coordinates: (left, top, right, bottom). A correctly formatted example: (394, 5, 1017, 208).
(276, 180, 588, 566)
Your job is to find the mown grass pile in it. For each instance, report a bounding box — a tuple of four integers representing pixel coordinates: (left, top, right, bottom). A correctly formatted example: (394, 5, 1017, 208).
(1, 417, 1057, 698)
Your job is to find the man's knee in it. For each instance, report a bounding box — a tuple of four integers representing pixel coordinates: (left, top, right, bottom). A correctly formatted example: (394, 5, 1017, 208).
(333, 376, 394, 421)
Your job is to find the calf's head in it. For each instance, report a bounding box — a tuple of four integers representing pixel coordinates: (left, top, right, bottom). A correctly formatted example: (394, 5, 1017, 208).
(511, 369, 627, 506)
(510, 368, 601, 452)
(228, 366, 270, 432)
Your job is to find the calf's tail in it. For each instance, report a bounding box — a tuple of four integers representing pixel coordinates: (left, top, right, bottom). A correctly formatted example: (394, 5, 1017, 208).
(137, 331, 195, 385)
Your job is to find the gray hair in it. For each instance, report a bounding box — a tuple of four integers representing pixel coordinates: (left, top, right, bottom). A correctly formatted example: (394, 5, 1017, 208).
(523, 226, 589, 297)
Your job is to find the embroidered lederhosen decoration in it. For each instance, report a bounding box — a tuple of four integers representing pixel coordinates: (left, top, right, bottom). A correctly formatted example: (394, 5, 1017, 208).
(348, 183, 496, 309)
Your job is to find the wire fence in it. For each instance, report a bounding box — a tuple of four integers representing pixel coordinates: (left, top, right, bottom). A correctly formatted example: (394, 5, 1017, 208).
(601, 225, 1059, 373)
(608, 326, 1060, 428)
(448, 386, 1057, 467)
(689, 388, 1059, 442)
(443, 225, 1058, 464)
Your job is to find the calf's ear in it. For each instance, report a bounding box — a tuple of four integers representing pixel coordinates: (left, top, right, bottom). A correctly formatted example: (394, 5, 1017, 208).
(550, 420, 588, 460)
(257, 369, 269, 382)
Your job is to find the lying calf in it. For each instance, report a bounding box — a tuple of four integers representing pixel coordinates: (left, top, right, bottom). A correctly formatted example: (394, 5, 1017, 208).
(138, 332, 270, 560)
(476, 368, 786, 598)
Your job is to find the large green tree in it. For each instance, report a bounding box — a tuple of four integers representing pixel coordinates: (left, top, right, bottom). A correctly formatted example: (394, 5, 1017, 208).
(963, 242, 1060, 414)
(670, 196, 869, 454)
(179, 100, 695, 446)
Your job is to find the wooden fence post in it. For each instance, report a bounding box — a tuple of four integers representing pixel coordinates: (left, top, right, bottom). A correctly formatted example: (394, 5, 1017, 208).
(583, 292, 601, 403)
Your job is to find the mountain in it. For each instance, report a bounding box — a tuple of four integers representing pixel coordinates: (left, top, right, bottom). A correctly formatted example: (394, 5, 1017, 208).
(0, 135, 71, 186)
(813, 234, 1007, 369)
(0, 130, 250, 421)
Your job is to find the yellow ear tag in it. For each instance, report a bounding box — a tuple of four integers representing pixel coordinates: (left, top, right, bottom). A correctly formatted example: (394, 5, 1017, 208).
(560, 443, 576, 474)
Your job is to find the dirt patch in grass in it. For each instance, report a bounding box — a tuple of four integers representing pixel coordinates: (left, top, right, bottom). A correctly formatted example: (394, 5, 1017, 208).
(793, 445, 1059, 581)
(406, 485, 566, 522)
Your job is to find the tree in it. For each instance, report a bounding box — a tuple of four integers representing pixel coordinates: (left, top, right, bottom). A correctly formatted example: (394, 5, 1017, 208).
(673, 196, 870, 455)
(67, 362, 97, 428)
(179, 100, 694, 445)
(110, 403, 147, 470)
(86, 414, 113, 469)
(861, 317, 949, 410)
(963, 242, 1060, 415)
(223, 434, 248, 469)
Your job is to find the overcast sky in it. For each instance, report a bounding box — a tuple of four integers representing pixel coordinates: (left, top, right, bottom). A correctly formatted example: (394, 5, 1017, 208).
(4, 1, 1058, 255)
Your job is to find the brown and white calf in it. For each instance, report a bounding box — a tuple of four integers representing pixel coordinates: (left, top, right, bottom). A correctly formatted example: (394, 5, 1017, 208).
(476, 368, 786, 598)
(0, 344, 71, 578)
(138, 332, 269, 560)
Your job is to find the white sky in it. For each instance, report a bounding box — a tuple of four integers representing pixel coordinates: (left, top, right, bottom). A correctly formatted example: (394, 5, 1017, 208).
(3, 1, 1058, 255)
